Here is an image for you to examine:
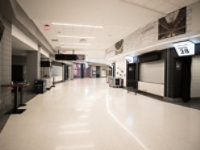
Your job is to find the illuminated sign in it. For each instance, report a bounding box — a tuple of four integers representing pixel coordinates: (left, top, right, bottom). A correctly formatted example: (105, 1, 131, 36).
(125, 56, 134, 63)
(125, 56, 138, 63)
(174, 41, 195, 56)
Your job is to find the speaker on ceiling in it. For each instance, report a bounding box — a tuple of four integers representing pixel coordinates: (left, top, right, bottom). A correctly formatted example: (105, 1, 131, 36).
(0, 20, 5, 41)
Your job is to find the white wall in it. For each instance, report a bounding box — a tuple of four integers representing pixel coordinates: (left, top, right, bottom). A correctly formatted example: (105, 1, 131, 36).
(115, 59, 127, 87)
(12, 25, 38, 50)
(105, 2, 200, 62)
(138, 81, 164, 96)
(191, 55, 200, 98)
(40, 48, 50, 58)
(190, 2, 200, 33)
(100, 67, 107, 77)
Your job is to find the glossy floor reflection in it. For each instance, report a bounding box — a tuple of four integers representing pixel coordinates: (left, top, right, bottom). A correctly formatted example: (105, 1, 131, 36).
(0, 79, 200, 150)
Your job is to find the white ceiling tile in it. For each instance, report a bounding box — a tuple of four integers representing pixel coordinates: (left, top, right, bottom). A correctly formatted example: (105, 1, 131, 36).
(17, 0, 198, 59)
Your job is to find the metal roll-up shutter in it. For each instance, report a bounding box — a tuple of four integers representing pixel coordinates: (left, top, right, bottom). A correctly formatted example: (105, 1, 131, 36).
(140, 60, 164, 84)
(191, 55, 200, 98)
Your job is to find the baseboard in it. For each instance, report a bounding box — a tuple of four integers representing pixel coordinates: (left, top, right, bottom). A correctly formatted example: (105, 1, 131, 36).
(137, 90, 163, 100)
(163, 97, 182, 102)
(191, 97, 200, 100)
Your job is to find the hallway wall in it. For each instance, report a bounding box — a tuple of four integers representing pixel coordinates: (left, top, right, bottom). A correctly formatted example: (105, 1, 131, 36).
(105, 2, 200, 61)
(115, 59, 126, 87)
(0, 15, 12, 115)
(191, 55, 200, 98)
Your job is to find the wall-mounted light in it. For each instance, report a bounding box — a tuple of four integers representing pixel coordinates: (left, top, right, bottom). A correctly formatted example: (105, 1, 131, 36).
(125, 56, 134, 63)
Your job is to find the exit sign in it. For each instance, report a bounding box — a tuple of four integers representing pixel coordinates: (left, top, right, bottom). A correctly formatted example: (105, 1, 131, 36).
(174, 41, 195, 56)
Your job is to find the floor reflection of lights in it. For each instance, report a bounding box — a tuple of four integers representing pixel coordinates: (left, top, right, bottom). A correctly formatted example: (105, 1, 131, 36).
(79, 115, 89, 119)
(56, 144, 95, 150)
(60, 123, 89, 129)
(76, 108, 91, 112)
(58, 130, 91, 135)
(106, 95, 149, 150)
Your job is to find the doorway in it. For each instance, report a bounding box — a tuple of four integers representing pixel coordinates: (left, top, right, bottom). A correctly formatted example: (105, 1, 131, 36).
(12, 65, 24, 82)
(174, 57, 192, 102)
(127, 63, 137, 89)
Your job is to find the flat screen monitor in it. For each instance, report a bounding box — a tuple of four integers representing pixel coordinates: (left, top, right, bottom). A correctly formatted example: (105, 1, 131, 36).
(55, 54, 85, 61)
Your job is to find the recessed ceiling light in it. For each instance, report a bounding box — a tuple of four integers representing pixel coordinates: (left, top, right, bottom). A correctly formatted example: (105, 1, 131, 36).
(80, 38, 87, 42)
(52, 22, 104, 29)
(57, 35, 96, 39)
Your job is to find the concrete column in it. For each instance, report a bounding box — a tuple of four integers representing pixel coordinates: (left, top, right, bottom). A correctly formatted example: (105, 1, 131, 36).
(26, 46, 40, 89)
(0, 16, 12, 114)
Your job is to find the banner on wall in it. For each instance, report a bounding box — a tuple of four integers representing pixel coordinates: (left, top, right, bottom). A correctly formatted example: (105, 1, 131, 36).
(158, 7, 186, 40)
(115, 39, 124, 55)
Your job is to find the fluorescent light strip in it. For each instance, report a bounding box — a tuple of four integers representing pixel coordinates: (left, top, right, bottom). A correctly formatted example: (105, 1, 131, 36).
(57, 35, 96, 39)
(80, 115, 89, 119)
(52, 22, 103, 29)
(60, 46, 88, 49)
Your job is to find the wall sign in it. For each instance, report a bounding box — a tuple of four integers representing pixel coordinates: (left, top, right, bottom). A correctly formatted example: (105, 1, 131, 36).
(125, 56, 138, 63)
(125, 56, 134, 63)
(174, 41, 195, 56)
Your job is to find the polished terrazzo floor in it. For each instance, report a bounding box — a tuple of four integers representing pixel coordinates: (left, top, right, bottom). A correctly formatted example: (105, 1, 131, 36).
(0, 78, 200, 150)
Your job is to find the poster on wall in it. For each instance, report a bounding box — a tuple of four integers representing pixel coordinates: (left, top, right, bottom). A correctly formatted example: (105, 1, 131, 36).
(158, 7, 186, 40)
(115, 39, 124, 55)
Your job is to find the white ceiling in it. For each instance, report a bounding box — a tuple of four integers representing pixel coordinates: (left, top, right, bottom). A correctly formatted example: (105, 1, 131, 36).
(12, 36, 35, 51)
(17, 0, 199, 60)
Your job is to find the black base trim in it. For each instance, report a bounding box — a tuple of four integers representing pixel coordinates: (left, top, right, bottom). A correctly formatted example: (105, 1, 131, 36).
(127, 90, 200, 110)
(18, 104, 27, 107)
(6, 109, 26, 114)
(137, 90, 163, 101)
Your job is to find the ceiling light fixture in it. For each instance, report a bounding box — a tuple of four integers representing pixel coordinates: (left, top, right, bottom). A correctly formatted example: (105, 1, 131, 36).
(61, 43, 90, 46)
(60, 45, 88, 49)
(57, 35, 96, 39)
(52, 22, 104, 29)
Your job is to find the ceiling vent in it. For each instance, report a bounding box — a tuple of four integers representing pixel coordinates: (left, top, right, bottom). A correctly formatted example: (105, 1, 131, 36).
(51, 39, 59, 42)
(80, 38, 87, 43)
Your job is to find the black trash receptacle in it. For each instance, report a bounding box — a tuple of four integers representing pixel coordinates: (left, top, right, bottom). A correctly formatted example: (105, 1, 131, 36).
(34, 79, 46, 93)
